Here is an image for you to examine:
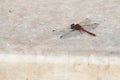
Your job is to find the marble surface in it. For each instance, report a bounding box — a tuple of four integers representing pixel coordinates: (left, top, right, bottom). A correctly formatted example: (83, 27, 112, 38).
(0, 0, 120, 80)
(0, 0, 120, 55)
(0, 54, 120, 80)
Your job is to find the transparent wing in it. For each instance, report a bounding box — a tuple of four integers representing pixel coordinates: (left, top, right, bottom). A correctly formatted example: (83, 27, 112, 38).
(52, 28, 77, 38)
(52, 28, 71, 35)
(80, 18, 92, 25)
(80, 18, 99, 30)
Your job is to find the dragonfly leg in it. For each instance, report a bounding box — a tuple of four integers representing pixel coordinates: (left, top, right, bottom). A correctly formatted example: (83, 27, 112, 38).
(79, 30, 82, 34)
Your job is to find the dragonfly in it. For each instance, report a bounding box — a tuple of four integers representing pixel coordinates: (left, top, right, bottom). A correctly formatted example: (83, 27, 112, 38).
(52, 18, 99, 38)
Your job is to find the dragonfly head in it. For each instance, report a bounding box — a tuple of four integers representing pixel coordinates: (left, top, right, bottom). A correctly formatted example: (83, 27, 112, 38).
(71, 24, 75, 29)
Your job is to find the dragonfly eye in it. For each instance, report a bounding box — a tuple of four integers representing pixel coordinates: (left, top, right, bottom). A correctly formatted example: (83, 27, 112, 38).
(71, 24, 75, 29)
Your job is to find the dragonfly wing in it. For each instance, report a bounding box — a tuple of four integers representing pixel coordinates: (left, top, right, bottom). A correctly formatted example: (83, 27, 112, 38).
(80, 18, 92, 25)
(81, 23, 99, 30)
(53, 28, 80, 39)
(52, 28, 71, 35)
(79, 18, 99, 30)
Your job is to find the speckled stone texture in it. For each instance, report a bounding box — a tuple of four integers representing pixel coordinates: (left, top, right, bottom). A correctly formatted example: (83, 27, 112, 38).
(0, 0, 120, 80)
(0, 54, 120, 80)
(0, 0, 120, 55)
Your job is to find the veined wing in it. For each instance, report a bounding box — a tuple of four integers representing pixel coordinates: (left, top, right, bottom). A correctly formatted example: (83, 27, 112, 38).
(80, 18, 99, 30)
(52, 27, 78, 38)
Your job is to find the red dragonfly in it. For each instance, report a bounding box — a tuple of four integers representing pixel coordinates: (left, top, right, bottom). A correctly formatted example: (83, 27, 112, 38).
(53, 18, 99, 38)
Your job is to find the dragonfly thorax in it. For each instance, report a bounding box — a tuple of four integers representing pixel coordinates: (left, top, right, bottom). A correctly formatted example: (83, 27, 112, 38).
(71, 24, 81, 30)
